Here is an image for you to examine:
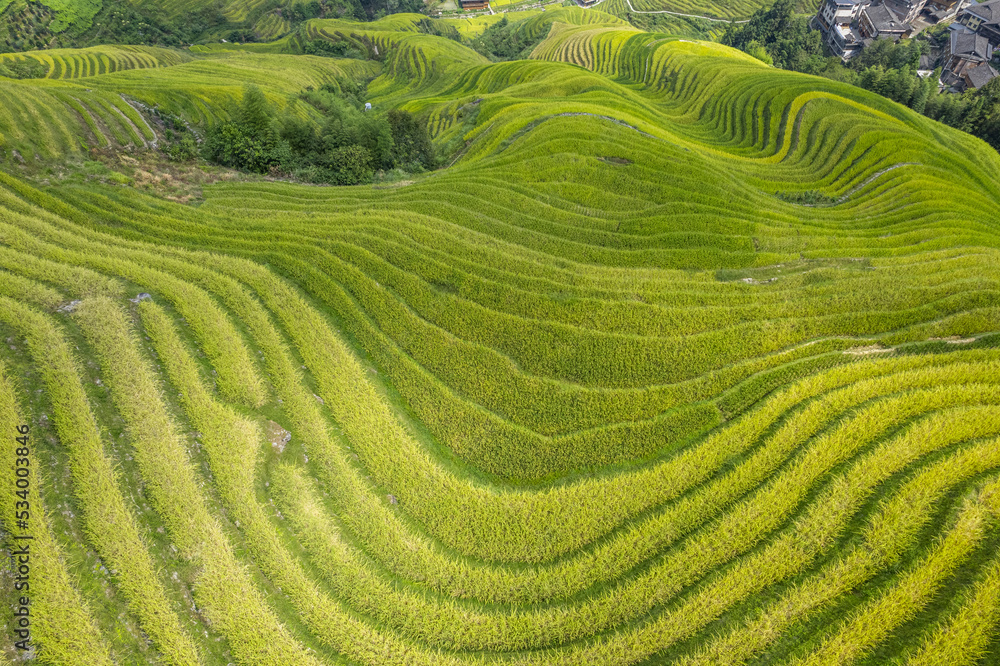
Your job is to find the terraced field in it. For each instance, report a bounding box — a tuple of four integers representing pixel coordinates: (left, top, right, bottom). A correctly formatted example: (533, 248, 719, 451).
(0, 0, 326, 35)
(1, 13, 1000, 666)
(591, 0, 818, 26)
(0, 46, 188, 79)
(0, 47, 376, 161)
(253, 12, 294, 41)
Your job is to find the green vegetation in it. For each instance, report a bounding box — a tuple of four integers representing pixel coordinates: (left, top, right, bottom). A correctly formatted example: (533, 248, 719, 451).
(471, 16, 550, 60)
(203, 83, 434, 183)
(722, 0, 1000, 152)
(0, 8, 999, 666)
(721, 0, 823, 70)
(0, 0, 423, 52)
(0, 44, 189, 78)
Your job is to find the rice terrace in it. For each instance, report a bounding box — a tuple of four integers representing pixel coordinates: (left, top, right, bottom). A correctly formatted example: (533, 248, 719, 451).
(0, 0, 999, 663)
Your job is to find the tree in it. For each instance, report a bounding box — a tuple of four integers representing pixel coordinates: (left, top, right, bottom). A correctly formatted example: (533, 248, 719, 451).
(280, 116, 320, 155)
(472, 16, 549, 61)
(387, 109, 435, 168)
(202, 85, 286, 173)
(721, 0, 822, 70)
(236, 85, 275, 137)
(909, 72, 934, 114)
(962, 77, 1000, 150)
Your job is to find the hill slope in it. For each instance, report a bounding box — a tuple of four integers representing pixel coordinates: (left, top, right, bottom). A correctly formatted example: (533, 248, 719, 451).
(0, 0, 397, 50)
(1, 14, 1000, 666)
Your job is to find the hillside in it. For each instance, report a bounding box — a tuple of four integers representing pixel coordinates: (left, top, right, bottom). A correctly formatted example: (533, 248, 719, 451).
(1, 9, 1000, 666)
(0, 0, 803, 49)
(0, 0, 421, 51)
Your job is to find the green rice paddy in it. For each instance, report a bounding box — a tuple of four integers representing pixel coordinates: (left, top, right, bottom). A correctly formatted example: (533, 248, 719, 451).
(0, 10, 999, 666)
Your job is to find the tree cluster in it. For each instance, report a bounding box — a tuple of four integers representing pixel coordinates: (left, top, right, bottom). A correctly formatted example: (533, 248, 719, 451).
(302, 38, 367, 59)
(415, 17, 463, 42)
(361, 0, 426, 20)
(721, 0, 824, 70)
(202, 84, 434, 185)
(280, 0, 369, 23)
(284, 1, 327, 21)
(923, 78, 1000, 150)
(471, 17, 547, 61)
(0, 0, 425, 52)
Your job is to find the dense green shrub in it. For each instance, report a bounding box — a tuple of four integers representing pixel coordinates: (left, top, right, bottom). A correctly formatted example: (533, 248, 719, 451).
(776, 189, 838, 205)
(163, 132, 198, 161)
(202, 85, 288, 173)
(302, 38, 366, 58)
(472, 16, 549, 61)
(721, 0, 823, 70)
(202, 83, 433, 183)
(387, 108, 434, 169)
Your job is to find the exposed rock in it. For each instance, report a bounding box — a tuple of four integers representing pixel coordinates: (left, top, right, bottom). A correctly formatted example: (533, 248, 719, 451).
(129, 293, 153, 303)
(388, 494, 398, 505)
(265, 420, 291, 453)
(844, 345, 894, 356)
(56, 300, 82, 313)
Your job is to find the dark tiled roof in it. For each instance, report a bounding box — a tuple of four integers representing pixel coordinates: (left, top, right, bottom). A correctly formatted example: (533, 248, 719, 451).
(966, 63, 999, 87)
(865, 3, 912, 30)
(964, 0, 1000, 23)
(951, 30, 993, 58)
(883, 0, 922, 11)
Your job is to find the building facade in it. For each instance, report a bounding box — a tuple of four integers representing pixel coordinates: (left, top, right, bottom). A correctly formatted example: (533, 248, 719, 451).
(814, 0, 918, 58)
(958, 0, 1000, 44)
(881, 0, 928, 23)
(923, 0, 970, 23)
(815, 0, 871, 32)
